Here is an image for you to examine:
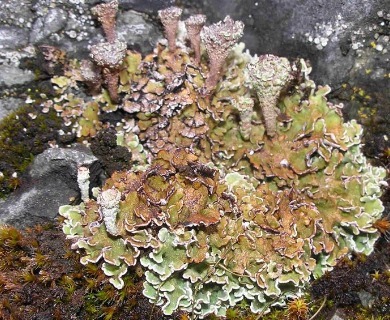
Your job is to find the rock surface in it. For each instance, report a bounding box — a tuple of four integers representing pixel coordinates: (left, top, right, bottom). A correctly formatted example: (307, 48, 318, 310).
(0, 65, 35, 87)
(0, 146, 102, 228)
(0, 97, 24, 119)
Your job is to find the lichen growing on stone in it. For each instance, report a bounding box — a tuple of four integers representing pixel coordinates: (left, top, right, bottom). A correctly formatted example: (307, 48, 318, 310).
(56, 5, 387, 319)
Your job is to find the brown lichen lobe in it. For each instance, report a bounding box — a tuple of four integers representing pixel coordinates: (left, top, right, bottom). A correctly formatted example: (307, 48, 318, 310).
(91, 0, 119, 43)
(201, 16, 244, 91)
(158, 6, 183, 53)
(246, 54, 292, 137)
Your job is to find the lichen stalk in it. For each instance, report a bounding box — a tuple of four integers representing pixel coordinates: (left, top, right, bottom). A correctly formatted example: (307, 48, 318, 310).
(91, 0, 119, 43)
(158, 6, 183, 53)
(201, 16, 244, 91)
(97, 188, 121, 236)
(233, 96, 255, 140)
(77, 166, 90, 202)
(80, 60, 102, 95)
(89, 41, 127, 104)
(103, 68, 120, 104)
(246, 54, 292, 137)
(185, 14, 206, 65)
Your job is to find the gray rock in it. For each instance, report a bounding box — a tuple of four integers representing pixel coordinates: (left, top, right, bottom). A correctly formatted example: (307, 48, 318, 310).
(29, 8, 68, 43)
(117, 10, 161, 54)
(0, 26, 29, 50)
(357, 290, 376, 308)
(0, 145, 102, 229)
(0, 65, 35, 87)
(0, 1, 35, 29)
(330, 309, 348, 320)
(119, 0, 174, 14)
(0, 97, 24, 119)
(0, 181, 76, 228)
(29, 146, 99, 179)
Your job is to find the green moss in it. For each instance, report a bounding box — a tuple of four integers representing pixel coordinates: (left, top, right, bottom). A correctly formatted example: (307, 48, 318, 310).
(0, 103, 62, 198)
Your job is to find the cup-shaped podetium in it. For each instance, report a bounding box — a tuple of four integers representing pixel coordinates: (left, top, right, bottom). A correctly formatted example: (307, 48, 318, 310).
(201, 16, 244, 92)
(91, 0, 119, 43)
(185, 14, 206, 65)
(158, 6, 183, 53)
(90, 41, 127, 104)
(246, 55, 292, 137)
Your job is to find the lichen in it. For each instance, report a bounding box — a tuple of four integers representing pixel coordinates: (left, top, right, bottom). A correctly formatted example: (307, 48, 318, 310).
(56, 4, 387, 319)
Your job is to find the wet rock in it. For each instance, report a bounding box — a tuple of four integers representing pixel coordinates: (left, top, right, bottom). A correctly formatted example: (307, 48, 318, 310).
(0, 145, 102, 229)
(357, 290, 376, 308)
(29, 8, 68, 43)
(117, 10, 161, 53)
(0, 0, 34, 28)
(0, 26, 29, 50)
(0, 97, 24, 119)
(330, 309, 348, 320)
(0, 65, 35, 87)
(120, 0, 174, 14)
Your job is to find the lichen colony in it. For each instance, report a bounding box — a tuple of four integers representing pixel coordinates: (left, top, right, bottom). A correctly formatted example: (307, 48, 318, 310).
(58, 1, 387, 318)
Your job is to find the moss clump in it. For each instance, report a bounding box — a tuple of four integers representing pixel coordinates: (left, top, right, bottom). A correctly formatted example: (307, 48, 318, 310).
(0, 222, 174, 320)
(0, 104, 62, 198)
(90, 128, 132, 176)
(311, 245, 390, 319)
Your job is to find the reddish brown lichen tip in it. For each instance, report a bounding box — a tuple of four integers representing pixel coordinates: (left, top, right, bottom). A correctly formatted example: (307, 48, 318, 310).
(91, 0, 119, 42)
(157, 6, 183, 52)
(185, 14, 206, 29)
(200, 16, 244, 55)
(89, 41, 127, 69)
(158, 6, 183, 25)
(91, 0, 118, 19)
(200, 16, 244, 91)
